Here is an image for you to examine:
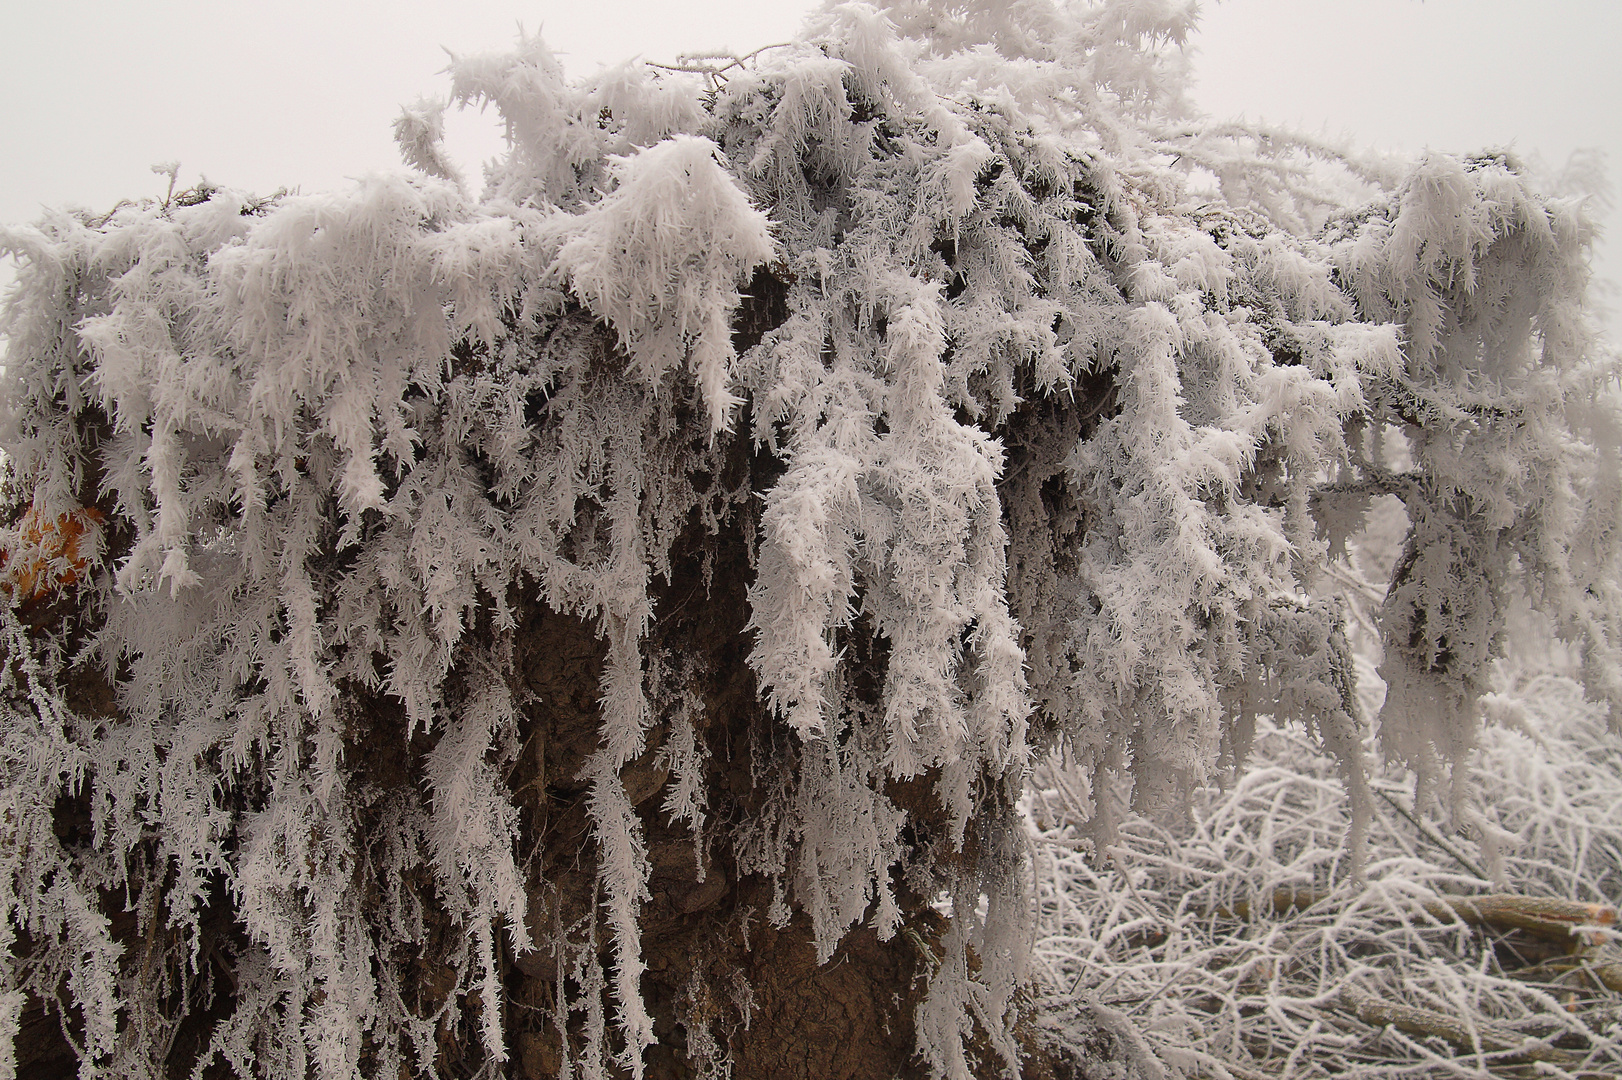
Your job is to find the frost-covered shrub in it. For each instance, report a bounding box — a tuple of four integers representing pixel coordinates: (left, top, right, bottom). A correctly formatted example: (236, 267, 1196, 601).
(0, 2, 1615, 1078)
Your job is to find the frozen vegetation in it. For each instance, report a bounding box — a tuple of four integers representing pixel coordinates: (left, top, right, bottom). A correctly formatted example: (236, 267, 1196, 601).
(0, 1, 1617, 1077)
(1028, 497, 1622, 1077)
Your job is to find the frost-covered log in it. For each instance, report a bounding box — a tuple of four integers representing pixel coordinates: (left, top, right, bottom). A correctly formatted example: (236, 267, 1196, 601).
(1, 2, 1616, 1078)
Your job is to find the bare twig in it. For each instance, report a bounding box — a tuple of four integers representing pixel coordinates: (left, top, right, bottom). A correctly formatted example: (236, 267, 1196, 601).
(1335, 984, 1579, 1064)
(1375, 788, 1489, 881)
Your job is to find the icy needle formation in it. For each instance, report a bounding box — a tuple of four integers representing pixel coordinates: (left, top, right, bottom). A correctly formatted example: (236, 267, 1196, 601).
(0, 2, 1616, 1078)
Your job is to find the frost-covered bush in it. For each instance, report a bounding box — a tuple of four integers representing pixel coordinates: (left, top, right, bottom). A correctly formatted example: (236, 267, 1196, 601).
(0, 2, 1616, 1078)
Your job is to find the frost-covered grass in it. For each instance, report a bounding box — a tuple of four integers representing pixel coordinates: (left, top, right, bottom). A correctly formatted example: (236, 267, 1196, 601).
(1027, 661, 1622, 1079)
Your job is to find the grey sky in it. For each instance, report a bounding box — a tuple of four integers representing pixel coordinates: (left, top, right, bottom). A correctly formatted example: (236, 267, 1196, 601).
(3, 0, 1617, 336)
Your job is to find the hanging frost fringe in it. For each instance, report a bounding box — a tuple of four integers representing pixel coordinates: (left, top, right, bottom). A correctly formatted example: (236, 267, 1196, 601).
(0, 3, 1616, 1078)
(423, 662, 534, 1035)
(582, 752, 656, 1075)
(552, 135, 775, 435)
(1328, 151, 1622, 808)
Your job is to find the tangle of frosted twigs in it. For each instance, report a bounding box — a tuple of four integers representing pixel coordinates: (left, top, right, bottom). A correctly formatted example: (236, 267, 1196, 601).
(1028, 642, 1622, 1078)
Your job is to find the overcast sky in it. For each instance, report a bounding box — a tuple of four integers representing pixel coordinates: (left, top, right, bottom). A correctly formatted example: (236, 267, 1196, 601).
(3, 0, 1617, 334)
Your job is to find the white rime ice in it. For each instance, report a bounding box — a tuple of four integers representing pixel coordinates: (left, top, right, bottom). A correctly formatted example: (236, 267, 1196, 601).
(0, 2, 1617, 1078)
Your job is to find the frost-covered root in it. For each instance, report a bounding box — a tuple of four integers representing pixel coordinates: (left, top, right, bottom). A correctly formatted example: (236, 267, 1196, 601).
(1027, 685, 1622, 1079)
